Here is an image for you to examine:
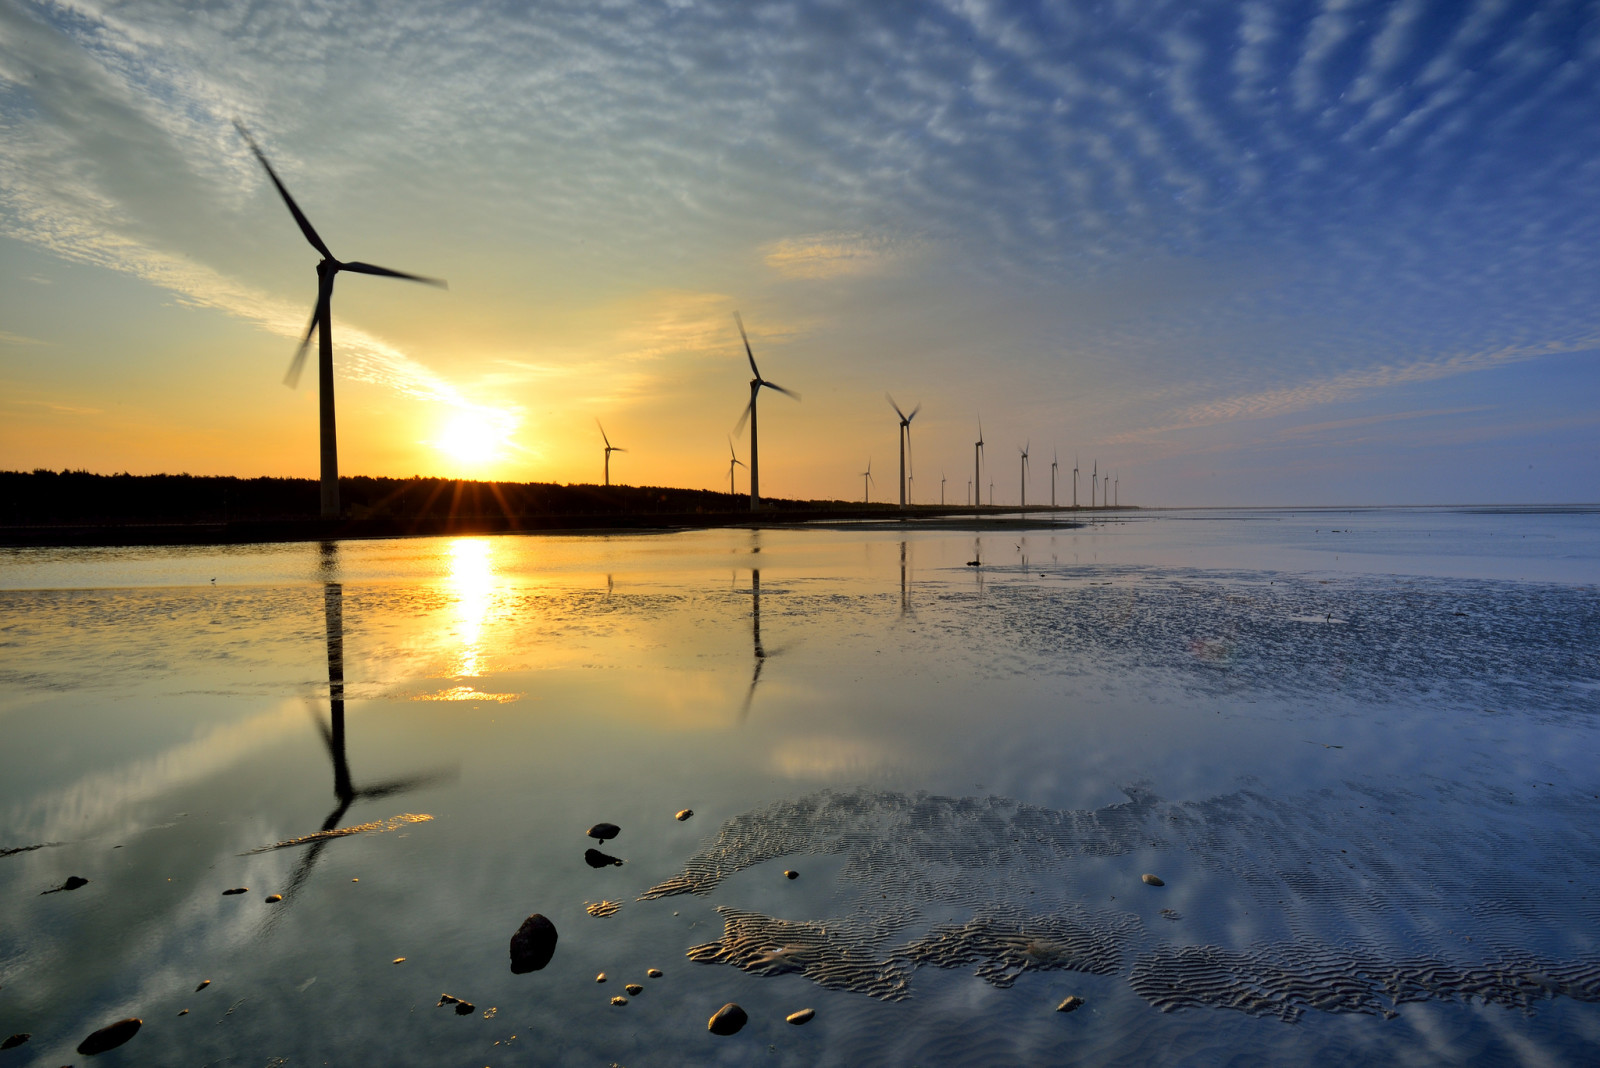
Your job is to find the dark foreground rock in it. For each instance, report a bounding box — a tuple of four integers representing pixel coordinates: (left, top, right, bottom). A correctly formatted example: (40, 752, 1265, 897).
(509, 913, 558, 973)
(708, 1003, 748, 1035)
(77, 1017, 142, 1055)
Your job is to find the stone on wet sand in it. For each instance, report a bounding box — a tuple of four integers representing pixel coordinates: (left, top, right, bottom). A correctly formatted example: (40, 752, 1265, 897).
(76, 1017, 142, 1055)
(784, 869, 799, 880)
(1, 1034, 28, 1050)
(222, 887, 248, 895)
(786, 1008, 815, 1025)
(625, 983, 643, 995)
(587, 822, 620, 842)
(509, 913, 558, 973)
(595, 972, 607, 983)
(41, 875, 89, 894)
(195, 979, 210, 992)
(611, 995, 628, 1006)
(1141, 873, 1165, 886)
(264, 893, 283, 903)
(676, 809, 693, 821)
(584, 848, 624, 868)
(708, 1002, 748, 1035)
(1056, 995, 1085, 1013)
(646, 968, 663, 978)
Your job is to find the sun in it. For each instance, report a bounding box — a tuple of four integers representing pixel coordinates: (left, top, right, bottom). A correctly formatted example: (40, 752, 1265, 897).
(431, 408, 515, 476)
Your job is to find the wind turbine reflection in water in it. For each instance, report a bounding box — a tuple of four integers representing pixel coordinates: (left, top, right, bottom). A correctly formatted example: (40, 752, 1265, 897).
(234, 122, 447, 519)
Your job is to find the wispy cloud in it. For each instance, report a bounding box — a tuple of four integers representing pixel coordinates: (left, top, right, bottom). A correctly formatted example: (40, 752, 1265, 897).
(761, 231, 916, 280)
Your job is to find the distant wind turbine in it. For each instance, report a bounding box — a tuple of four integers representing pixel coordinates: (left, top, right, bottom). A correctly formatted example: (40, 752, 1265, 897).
(1073, 454, 1080, 509)
(1051, 450, 1059, 508)
(1092, 460, 1099, 508)
(974, 418, 985, 511)
(726, 437, 746, 497)
(733, 313, 799, 511)
(235, 122, 445, 519)
(1114, 473, 1119, 508)
(861, 458, 875, 504)
(941, 469, 946, 506)
(1019, 442, 1030, 508)
(888, 395, 921, 509)
(597, 421, 625, 486)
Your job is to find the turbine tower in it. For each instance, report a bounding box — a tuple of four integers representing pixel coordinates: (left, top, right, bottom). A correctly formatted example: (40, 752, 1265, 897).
(1115, 473, 1119, 508)
(1051, 450, 1059, 508)
(236, 122, 445, 519)
(973, 418, 985, 512)
(941, 469, 946, 506)
(733, 313, 799, 511)
(1073, 455, 1080, 509)
(887, 395, 921, 509)
(861, 458, 874, 503)
(597, 421, 625, 487)
(726, 437, 746, 497)
(1019, 442, 1030, 508)
(1092, 460, 1099, 508)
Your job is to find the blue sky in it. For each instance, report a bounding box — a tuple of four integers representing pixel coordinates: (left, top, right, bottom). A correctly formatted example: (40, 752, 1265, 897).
(1, 0, 1597, 504)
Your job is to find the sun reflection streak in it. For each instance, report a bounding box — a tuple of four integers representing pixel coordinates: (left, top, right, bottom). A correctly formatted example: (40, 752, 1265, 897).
(446, 538, 496, 678)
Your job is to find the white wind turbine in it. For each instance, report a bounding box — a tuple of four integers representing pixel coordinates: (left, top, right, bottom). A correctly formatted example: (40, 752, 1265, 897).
(1051, 449, 1059, 508)
(597, 421, 626, 486)
(726, 437, 746, 497)
(887, 395, 921, 509)
(861, 458, 875, 504)
(1072, 455, 1080, 508)
(733, 313, 799, 511)
(973, 418, 985, 511)
(1019, 442, 1030, 508)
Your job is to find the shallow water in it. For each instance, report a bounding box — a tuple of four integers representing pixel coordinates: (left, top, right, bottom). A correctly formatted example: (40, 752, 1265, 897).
(1, 507, 1598, 1065)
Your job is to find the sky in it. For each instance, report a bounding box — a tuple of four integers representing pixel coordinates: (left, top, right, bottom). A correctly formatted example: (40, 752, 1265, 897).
(1, 0, 1597, 507)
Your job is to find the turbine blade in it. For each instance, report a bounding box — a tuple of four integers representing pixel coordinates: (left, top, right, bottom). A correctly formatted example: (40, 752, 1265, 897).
(734, 394, 755, 436)
(340, 261, 447, 288)
(283, 295, 324, 388)
(762, 380, 800, 400)
(612, 447, 627, 453)
(234, 120, 334, 261)
(886, 393, 906, 421)
(907, 403, 921, 422)
(734, 311, 760, 378)
(597, 419, 611, 448)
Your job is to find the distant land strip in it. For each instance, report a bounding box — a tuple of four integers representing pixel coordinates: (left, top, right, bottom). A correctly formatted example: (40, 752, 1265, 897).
(0, 470, 1108, 547)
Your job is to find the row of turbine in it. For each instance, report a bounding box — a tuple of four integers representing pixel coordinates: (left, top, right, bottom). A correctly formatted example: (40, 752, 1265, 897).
(236, 122, 1116, 514)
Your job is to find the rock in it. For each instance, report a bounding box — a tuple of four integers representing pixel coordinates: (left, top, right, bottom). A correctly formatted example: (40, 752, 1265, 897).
(625, 983, 643, 995)
(438, 994, 460, 1005)
(1141, 874, 1165, 887)
(177, 1009, 188, 1016)
(584, 848, 624, 868)
(708, 1002, 748, 1035)
(40, 875, 89, 895)
(195, 979, 210, 991)
(222, 887, 248, 895)
(455, 1001, 474, 1015)
(509, 913, 558, 973)
(76, 1017, 142, 1055)
(784, 869, 799, 880)
(1056, 995, 1085, 1013)
(264, 893, 283, 903)
(786, 1008, 815, 1025)
(611, 995, 628, 1006)
(646, 968, 663, 978)
(595, 972, 607, 983)
(676, 809, 693, 821)
(587, 822, 620, 842)
(1, 1034, 28, 1050)
(392, 957, 406, 964)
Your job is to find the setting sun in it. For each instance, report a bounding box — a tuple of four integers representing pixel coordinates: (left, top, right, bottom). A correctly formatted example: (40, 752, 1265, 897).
(428, 407, 520, 476)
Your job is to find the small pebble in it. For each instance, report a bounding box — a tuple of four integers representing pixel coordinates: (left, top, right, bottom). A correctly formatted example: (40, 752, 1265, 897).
(784, 870, 799, 880)
(195, 979, 210, 992)
(222, 887, 248, 895)
(76, 1018, 142, 1055)
(1057, 996, 1085, 1013)
(675, 809, 693, 821)
(1141, 874, 1165, 887)
(177, 1009, 188, 1016)
(392, 957, 406, 964)
(646, 968, 662, 978)
(708, 1002, 748, 1035)
(41, 875, 89, 894)
(587, 822, 620, 841)
(611, 995, 628, 1006)
(1, 1034, 28, 1051)
(264, 893, 283, 903)
(786, 1008, 815, 1025)
(625, 984, 643, 996)
(595, 972, 607, 983)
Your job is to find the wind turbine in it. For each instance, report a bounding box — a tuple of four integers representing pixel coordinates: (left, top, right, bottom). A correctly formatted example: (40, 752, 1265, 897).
(733, 313, 799, 510)
(597, 421, 625, 487)
(861, 458, 875, 503)
(887, 395, 921, 509)
(941, 469, 946, 506)
(1092, 460, 1099, 508)
(726, 437, 746, 497)
(1073, 455, 1080, 508)
(235, 122, 446, 519)
(1114, 473, 1120, 508)
(1019, 442, 1030, 508)
(1051, 450, 1059, 508)
(974, 418, 985, 512)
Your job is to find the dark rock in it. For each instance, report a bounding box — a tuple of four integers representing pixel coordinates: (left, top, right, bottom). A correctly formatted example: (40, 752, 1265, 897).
(708, 1002, 748, 1035)
(509, 913, 558, 973)
(1, 1034, 28, 1050)
(438, 994, 460, 1005)
(264, 893, 283, 903)
(195, 979, 210, 992)
(587, 823, 620, 841)
(76, 1017, 142, 1055)
(455, 1001, 474, 1015)
(611, 995, 628, 1006)
(646, 968, 663, 978)
(625, 983, 643, 996)
(1056, 995, 1085, 1013)
(676, 809, 693, 821)
(784, 869, 799, 880)
(1141, 873, 1165, 887)
(584, 848, 624, 868)
(786, 1008, 815, 1025)
(222, 887, 248, 895)
(40, 875, 89, 895)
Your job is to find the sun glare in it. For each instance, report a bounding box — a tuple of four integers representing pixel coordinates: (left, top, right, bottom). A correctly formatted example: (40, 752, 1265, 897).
(430, 406, 520, 477)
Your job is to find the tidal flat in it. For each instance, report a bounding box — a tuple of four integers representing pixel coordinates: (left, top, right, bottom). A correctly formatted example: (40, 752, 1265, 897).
(1, 507, 1598, 1065)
